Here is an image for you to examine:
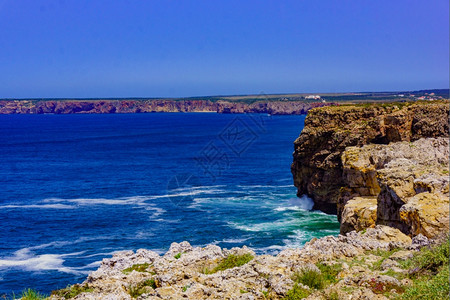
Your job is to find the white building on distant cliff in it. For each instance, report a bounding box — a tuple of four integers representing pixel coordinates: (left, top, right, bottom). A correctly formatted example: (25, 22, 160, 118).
(305, 95, 321, 100)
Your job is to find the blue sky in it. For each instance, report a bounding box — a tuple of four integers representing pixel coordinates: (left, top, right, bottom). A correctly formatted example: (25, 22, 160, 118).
(0, 0, 448, 98)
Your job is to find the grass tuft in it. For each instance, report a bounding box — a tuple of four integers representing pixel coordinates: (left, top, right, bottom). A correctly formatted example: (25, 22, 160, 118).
(282, 283, 310, 300)
(316, 263, 342, 285)
(292, 269, 324, 290)
(19, 289, 47, 300)
(203, 253, 254, 274)
(127, 279, 156, 298)
(122, 263, 150, 274)
(51, 284, 93, 299)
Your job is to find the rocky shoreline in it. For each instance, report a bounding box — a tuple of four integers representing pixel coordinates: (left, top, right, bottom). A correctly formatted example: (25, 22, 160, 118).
(46, 227, 447, 300)
(0, 100, 332, 115)
(29, 101, 449, 299)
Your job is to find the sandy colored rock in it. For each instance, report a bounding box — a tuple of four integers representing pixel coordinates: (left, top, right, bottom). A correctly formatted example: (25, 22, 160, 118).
(336, 137, 450, 237)
(399, 192, 450, 238)
(340, 196, 377, 233)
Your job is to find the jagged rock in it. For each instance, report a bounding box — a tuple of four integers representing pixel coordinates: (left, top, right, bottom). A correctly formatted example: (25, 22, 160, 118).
(389, 250, 413, 261)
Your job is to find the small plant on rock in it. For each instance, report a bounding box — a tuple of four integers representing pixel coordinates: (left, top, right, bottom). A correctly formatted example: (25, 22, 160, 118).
(127, 279, 156, 298)
(122, 263, 150, 274)
(292, 269, 324, 290)
(282, 284, 310, 300)
(19, 289, 47, 300)
(204, 253, 254, 274)
(51, 283, 93, 299)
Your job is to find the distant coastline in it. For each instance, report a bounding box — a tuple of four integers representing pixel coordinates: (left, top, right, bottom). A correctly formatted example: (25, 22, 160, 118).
(0, 99, 333, 115)
(1, 89, 447, 115)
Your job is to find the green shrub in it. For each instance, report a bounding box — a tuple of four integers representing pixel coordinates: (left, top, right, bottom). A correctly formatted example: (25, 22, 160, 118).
(51, 284, 93, 299)
(122, 263, 150, 274)
(316, 263, 342, 285)
(19, 289, 47, 300)
(206, 253, 254, 274)
(292, 269, 324, 290)
(127, 279, 156, 298)
(174, 252, 182, 259)
(283, 284, 310, 300)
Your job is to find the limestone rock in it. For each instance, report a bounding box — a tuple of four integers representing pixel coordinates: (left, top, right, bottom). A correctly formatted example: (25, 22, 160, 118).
(340, 196, 377, 233)
(399, 192, 450, 238)
(336, 137, 449, 237)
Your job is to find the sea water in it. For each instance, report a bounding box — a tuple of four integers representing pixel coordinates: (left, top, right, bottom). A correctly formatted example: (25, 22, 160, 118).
(0, 113, 339, 295)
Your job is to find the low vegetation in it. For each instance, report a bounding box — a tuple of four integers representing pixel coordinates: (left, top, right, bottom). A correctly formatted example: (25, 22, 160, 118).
(122, 263, 150, 274)
(283, 238, 449, 299)
(203, 253, 254, 274)
(292, 269, 324, 290)
(283, 284, 311, 300)
(284, 263, 343, 299)
(17, 289, 47, 300)
(51, 284, 93, 299)
(127, 279, 156, 298)
(397, 238, 449, 299)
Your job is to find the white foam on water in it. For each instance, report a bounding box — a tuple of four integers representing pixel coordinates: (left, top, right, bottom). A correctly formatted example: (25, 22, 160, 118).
(282, 229, 309, 249)
(82, 252, 115, 258)
(277, 195, 314, 211)
(219, 237, 251, 244)
(236, 184, 294, 189)
(145, 205, 167, 219)
(253, 244, 286, 253)
(227, 218, 298, 232)
(0, 204, 75, 209)
(0, 248, 85, 275)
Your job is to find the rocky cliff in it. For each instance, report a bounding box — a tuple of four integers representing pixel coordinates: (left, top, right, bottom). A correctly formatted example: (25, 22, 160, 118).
(291, 101, 449, 238)
(0, 100, 331, 115)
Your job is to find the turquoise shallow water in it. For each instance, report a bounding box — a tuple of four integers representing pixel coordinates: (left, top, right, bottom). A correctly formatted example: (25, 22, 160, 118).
(0, 113, 339, 295)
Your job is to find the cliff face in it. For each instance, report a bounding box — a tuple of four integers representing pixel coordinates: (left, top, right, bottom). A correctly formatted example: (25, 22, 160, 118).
(340, 138, 449, 237)
(291, 101, 449, 237)
(0, 100, 331, 115)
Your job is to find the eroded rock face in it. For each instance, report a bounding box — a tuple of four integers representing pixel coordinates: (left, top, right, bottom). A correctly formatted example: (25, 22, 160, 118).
(49, 226, 419, 300)
(338, 138, 449, 237)
(291, 102, 449, 232)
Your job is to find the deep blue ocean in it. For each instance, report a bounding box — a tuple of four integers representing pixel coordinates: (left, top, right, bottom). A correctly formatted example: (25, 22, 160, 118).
(0, 113, 339, 295)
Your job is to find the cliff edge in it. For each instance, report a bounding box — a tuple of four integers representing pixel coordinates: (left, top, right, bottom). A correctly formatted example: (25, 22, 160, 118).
(291, 101, 449, 238)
